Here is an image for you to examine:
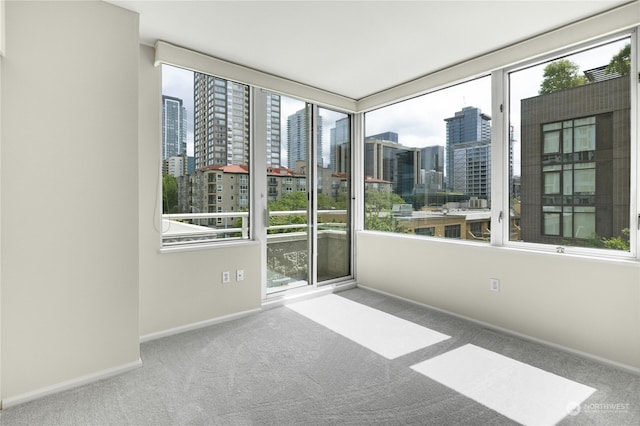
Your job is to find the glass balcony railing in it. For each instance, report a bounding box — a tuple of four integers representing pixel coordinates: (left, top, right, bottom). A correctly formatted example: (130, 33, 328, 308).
(162, 210, 350, 287)
(163, 210, 347, 242)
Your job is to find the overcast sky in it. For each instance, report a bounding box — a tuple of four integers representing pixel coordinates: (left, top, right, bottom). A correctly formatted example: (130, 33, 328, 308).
(161, 35, 629, 175)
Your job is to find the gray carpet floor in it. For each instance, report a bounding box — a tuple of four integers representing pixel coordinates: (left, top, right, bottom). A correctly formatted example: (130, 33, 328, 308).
(0, 287, 638, 425)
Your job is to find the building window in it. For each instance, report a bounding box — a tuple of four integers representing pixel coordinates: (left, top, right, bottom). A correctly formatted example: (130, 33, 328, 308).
(469, 222, 484, 238)
(444, 225, 461, 239)
(161, 65, 251, 247)
(509, 35, 631, 251)
(415, 227, 435, 236)
(541, 117, 597, 239)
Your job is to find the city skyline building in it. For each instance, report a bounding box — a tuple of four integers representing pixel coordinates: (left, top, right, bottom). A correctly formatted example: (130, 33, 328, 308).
(192, 79, 282, 167)
(193, 73, 250, 169)
(330, 117, 350, 172)
(162, 95, 187, 162)
(444, 106, 491, 191)
(452, 142, 491, 199)
(421, 145, 444, 173)
(367, 131, 399, 144)
(165, 155, 195, 178)
(364, 136, 421, 202)
(165, 156, 185, 177)
(266, 93, 282, 167)
(287, 107, 324, 170)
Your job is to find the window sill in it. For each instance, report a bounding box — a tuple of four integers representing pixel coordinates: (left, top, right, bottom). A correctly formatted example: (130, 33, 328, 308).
(159, 239, 260, 254)
(358, 230, 638, 265)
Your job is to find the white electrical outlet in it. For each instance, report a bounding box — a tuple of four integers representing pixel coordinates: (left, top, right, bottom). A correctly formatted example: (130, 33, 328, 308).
(222, 271, 230, 284)
(490, 278, 500, 292)
(236, 269, 244, 282)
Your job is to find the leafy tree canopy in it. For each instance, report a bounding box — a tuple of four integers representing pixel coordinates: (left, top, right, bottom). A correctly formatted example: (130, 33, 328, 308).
(606, 43, 631, 76)
(539, 59, 587, 95)
(365, 189, 406, 212)
(162, 174, 179, 214)
(364, 188, 408, 233)
(268, 191, 307, 212)
(318, 193, 337, 210)
(268, 191, 347, 212)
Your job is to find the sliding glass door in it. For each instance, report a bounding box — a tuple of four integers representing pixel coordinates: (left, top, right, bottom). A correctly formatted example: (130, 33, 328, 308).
(265, 97, 310, 293)
(316, 107, 351, 282)
(260, 93, 351, 295)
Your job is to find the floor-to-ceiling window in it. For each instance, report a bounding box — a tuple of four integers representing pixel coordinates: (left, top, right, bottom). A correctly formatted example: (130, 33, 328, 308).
(160, 64, 354, 294)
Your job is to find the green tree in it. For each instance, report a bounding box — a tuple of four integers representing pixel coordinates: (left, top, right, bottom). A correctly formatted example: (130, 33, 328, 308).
(162, 174, 179, 213)
(365, 188, 405, 211)
(364, 189, 407, 233)
(606, 43, 631, 76)
(268, 192, 307, 234)
(334, 192, 348, 210)
(539, 59, 587, 94)
(318, 193, 338, 210)
(268, 191, 307, 212)
(601, 228, 630, 251)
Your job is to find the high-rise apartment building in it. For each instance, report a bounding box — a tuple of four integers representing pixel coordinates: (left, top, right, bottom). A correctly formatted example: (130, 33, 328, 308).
(367, 131, 399, 144)
(193, 73, 250, 169)
(421, 145, 444, 173)
(452, 143, 491, 199)
(330, 117, 350, 172)
(364, 136, 421, 202)
(165, 156, 185, 177)
(444, 106, 492, 196)
(191, 74, 281, 216)
(162, 95, 187, 161)
(266, 93, 282, 167)
(193, 74, 281, 169)
(287, 107, 323, 170)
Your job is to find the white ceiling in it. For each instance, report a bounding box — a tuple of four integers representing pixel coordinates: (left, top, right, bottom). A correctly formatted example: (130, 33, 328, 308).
(107, 0, 629, 100)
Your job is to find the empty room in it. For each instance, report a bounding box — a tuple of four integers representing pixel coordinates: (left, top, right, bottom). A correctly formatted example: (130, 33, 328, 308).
(0, 1, 639, 425)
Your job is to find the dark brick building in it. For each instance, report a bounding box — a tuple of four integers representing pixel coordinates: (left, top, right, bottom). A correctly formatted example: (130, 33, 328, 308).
(520, 76, 630, 246)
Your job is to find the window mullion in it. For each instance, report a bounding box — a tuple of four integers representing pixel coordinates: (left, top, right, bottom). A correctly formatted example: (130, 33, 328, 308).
(491, 70, 508, 246)
(630, 28, 639, 258)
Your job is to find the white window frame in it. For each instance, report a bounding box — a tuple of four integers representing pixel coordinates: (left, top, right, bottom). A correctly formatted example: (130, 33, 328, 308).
(157, 4, 637, 263)
(496, 29, 638, 259)
(359, 26, 638, 261)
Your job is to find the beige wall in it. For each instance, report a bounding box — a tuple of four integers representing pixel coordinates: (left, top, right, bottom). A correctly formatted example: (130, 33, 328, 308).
(1, 1, 140, 401)
(357, 232, 640, 370)
(138, 45, 262, 338)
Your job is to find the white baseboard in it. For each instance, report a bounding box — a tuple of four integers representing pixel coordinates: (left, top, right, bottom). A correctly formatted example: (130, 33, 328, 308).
(1, 358, 142, 409)
(139, 308, 262, 343)
(358, 284, 640, 375)
(141, 282, 358, 342)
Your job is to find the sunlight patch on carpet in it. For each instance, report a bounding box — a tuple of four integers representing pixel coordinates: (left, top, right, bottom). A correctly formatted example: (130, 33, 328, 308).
(287, 294, 450, 359)
(411, 344, 596, 425)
